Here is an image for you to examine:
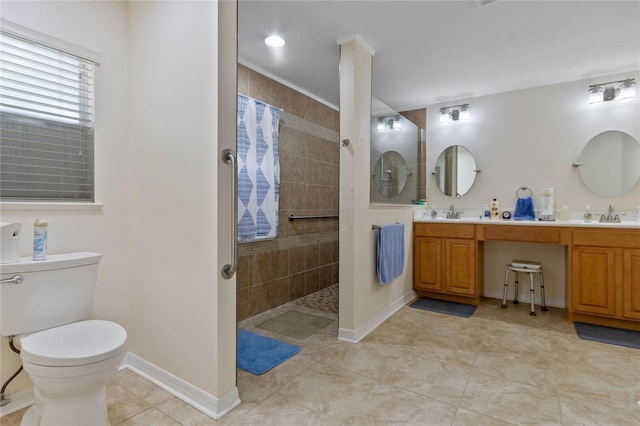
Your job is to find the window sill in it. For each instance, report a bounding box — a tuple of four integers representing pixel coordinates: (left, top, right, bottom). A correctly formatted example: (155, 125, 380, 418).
(0, 202, 104, 211)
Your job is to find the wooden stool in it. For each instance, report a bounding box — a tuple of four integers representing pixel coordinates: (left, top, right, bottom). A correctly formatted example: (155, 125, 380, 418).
(501, 260, 547, 316)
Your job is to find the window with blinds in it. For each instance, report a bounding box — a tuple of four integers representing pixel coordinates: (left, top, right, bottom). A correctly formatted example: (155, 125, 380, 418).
(0, 29, 95, 202)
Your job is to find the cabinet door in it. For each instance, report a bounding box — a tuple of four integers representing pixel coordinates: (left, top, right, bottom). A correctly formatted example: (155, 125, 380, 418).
(443, 238, 476, 296)
(571, 246, 616, 316)
(414, 237, 441, 291)
(623, 249, 640, 320)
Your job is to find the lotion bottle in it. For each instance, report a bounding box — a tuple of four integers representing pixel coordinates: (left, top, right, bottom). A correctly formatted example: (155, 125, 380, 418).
(33, 218, 48, 260)
(490, 198, 500, 220)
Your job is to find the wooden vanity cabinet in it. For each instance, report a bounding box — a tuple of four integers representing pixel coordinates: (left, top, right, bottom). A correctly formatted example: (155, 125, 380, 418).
(414, 237, 441, 292)
(570, 228, 640, 327)
(570, 246, 616, 317)
(443, 238, 476, 296)
(623, 249, 640, 321)
(413, 223, 480, 304)
(412, 221, 640, 330)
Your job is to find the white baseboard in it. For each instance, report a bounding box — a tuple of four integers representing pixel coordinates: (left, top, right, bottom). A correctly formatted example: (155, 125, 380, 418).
(0, 387, 33, 418)
(0, 355, 240, 421)
(123, 353, 240, 420)
(338, 290, 416, 343)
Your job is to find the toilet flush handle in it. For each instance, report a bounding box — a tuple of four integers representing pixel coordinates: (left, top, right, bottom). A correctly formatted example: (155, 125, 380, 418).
(1, 275, 23, 284)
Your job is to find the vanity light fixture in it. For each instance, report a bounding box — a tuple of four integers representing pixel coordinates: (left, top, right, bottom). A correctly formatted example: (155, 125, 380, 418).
(264, 35, 285, 48)
(377, 115, 402, 131)
(459, 104, 470, 121)
(439, 104, 470, 123)
(620, 79, 637, 100)
(588, 86, 604, 104)
(588, 78, 635, 104)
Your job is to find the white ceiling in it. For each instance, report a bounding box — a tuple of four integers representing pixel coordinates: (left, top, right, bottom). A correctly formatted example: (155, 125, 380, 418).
(238, 0, 640, 112)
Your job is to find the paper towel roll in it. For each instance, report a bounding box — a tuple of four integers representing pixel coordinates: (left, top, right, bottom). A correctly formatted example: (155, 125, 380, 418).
(1, 222, 22, 264)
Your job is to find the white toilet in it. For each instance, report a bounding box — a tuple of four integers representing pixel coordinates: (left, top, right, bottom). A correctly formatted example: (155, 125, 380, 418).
(0, 252, 127, 426)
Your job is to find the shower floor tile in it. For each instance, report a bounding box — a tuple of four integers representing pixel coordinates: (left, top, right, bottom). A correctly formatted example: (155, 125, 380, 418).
(255, 310, 334, 340)
(294, 283, 338, 313)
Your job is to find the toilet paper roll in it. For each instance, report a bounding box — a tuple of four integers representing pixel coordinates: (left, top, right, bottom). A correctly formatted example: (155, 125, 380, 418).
(1, 222, 22, 264)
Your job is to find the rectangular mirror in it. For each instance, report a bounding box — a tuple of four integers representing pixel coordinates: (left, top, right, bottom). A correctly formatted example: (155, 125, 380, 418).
(370, 96, 426, 205)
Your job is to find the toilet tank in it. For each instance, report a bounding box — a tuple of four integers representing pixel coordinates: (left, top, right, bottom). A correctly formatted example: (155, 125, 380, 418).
(0, 252, 102, 336)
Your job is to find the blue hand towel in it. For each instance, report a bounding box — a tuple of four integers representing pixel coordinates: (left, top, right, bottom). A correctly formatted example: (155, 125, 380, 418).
(376, 224, 405, 284)
(514, 197, 535, 220)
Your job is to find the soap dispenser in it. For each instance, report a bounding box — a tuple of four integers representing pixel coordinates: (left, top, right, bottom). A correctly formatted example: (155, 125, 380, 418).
(584, 206, 592, 223)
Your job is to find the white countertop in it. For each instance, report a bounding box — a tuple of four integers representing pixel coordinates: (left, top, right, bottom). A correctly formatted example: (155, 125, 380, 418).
(414, 217, 640, 229)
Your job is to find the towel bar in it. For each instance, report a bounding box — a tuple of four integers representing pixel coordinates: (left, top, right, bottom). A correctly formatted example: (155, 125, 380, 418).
(288, 214, 338, 221)
(516, 186, 533, 198)
(372, 222, 400, 230)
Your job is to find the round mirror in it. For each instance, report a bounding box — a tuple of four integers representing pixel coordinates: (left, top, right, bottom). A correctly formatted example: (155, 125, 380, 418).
(434, 145, 478, 197)
(578, 131, 640, 197)
(373, 150, 409, 198)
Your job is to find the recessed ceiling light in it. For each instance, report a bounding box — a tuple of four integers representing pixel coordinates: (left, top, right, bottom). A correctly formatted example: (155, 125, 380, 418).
(264, 35, 285, 48)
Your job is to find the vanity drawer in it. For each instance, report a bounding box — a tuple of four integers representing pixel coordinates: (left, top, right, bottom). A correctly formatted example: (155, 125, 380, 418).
(482, 225, 561, 244)
(572, 229, 640, 248)
(414, 223, 475, 239)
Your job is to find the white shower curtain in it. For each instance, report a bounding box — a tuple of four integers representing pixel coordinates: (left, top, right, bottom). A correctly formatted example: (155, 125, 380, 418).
(237, 94, 282, 241)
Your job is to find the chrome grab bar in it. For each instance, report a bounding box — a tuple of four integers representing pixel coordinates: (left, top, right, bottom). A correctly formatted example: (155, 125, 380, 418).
(288, 214, 339, 221)
(1, 275, 23, 284)
(221, 149, 238, 279)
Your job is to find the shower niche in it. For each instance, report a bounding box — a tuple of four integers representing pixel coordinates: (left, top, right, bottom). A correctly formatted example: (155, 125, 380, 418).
(370, 97, 424, 204)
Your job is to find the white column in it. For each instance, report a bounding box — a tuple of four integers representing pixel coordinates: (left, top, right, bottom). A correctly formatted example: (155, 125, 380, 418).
(337, 35, 375, 336)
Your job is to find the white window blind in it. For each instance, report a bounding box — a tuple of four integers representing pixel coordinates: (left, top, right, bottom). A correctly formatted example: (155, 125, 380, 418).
(0, 29, 95, 201)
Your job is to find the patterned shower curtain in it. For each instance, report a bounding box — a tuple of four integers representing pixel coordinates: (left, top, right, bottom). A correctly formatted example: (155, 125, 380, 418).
(237, 94, 282, 241)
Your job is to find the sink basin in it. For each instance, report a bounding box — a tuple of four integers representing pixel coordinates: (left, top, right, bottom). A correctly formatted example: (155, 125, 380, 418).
(424, 216, 484, 222)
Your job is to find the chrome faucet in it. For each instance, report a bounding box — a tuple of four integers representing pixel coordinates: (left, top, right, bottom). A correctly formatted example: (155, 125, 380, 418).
(599, 204, 621, 223)
(446, 204, 461, 219)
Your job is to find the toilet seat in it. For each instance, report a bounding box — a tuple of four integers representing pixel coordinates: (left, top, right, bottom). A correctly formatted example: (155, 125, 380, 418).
(18, 320, 127, 367)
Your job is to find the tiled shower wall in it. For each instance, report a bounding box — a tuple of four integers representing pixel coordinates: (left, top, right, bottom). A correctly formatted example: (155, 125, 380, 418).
(236, 64, 340, 321)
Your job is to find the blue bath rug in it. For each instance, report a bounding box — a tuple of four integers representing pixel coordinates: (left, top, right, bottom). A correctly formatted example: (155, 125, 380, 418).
(574, 322, 640, 349)
(237, 329, 301, 375)
(410, 297, 476, 318)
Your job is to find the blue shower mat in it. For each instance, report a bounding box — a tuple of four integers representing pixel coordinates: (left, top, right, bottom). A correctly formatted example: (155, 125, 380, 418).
(237, 329, 301, 375)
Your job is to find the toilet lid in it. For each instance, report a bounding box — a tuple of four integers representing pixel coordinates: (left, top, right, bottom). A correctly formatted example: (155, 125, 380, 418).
(19, 320, 127, 367)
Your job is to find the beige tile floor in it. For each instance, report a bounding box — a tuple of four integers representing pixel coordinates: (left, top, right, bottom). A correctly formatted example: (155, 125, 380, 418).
(3, 297, 639, 425)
